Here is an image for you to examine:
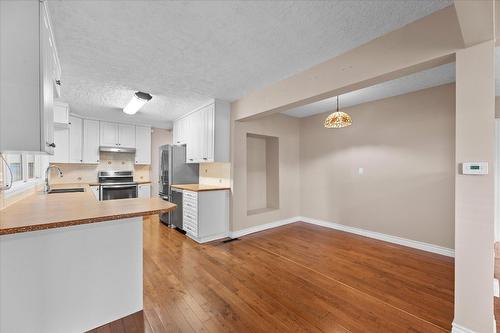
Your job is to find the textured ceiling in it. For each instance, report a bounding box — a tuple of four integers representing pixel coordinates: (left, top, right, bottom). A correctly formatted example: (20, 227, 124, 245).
(48, 0, 452, 128)
(283, 63, 456, 118)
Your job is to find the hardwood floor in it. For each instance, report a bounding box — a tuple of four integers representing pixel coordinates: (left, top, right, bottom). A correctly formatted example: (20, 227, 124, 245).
(89, 215, 454, 332)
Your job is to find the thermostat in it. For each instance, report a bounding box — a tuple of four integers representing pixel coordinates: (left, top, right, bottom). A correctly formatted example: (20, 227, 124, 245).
(461, 162, 488, 175)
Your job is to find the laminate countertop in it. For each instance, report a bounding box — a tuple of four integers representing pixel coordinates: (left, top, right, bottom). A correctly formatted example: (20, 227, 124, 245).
(0, 184, 176, 235)
(171, 184, 231, 192)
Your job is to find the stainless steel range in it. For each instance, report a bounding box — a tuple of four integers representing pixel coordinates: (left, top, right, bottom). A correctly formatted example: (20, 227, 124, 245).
(98, 171, 138, 201)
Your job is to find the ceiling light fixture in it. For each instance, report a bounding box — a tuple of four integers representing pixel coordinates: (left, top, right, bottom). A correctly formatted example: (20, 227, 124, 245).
(123, 91, 153, 115)
(324, 95, 352, 129)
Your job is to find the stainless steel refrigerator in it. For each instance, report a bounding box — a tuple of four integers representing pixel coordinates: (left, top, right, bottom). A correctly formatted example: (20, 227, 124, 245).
(159, 144, 199, 227)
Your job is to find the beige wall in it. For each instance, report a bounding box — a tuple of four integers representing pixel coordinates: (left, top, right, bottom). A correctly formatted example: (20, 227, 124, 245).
(300, 84, 455, 248)
(151, 128, 172, 195)
(231, 113, 300, 231)
(246, 135, 268, 212)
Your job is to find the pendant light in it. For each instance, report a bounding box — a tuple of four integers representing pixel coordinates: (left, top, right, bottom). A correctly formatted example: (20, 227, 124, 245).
(324, 96, 352, 128)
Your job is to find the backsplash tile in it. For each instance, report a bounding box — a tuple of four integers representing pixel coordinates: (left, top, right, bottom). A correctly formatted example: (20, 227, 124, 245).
(50, 152, 150, 184)
(199, 162, 230, 187)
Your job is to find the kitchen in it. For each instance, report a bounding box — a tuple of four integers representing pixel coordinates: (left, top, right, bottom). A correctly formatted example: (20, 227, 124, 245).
(1, 1, 497, 333)
(0, 1, 230, 331)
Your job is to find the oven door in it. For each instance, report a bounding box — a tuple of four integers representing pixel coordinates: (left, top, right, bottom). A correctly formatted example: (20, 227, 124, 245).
(100, 184, 138, 201)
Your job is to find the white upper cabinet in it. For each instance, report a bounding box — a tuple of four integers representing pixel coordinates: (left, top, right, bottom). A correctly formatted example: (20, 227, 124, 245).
(173, 116, 189, 145)
(135, 126, 151, 164)
(176, 100, 229, 164)
(50, 128, 69, 163)
(0, 1, 61, 154)
(83, 119, 100, 164)
(118, 124, 136, 148)
(52, 116, 150, 165)
(100, 122, 119, 147)
(68, 116, 83, 163)
(100, 122, 136, 148)
(53, 102, 70, 125)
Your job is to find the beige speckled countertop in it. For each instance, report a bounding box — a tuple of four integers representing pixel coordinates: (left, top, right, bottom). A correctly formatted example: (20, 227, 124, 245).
(171, 184, 231, 192)
(0, 183, 175, 235)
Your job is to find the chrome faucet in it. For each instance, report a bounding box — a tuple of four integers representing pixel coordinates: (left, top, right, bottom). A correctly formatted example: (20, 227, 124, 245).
(44, 165, 63, 193)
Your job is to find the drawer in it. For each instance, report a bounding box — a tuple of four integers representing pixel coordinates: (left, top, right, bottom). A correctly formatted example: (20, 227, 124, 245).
(183, 206, 197, 217)
(184, 210, 197, 222)
(183, 190, 198, 200)
(182, 198, 198, 207)
(183, 200, 197, 210)
(182, 220, 198, 230)
(184, 224, 198, 236)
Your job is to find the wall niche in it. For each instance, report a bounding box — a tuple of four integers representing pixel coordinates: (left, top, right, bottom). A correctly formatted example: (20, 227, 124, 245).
(246, 133, 279, 215)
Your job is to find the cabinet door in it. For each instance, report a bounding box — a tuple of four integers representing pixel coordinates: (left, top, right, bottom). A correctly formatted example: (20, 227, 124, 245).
(186, 112, 200, 163)
(201, 104, 215, 162)
(90, 186, 100, 200)
(118, 124, 136, 148)
(53, 102, 69, 125)
(68, 116, 82, 163)
(100, 121, 118, 146)
(173, 120, 180, 144)
(83, 119, 100, 164)
(135, 126, 151, 164)
(138, 184, 151, 198)
(40, 6, 55, 155)
(49, 127, 69, 163)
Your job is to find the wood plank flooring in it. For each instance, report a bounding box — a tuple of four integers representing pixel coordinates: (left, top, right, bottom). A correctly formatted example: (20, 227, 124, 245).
(88, 215, 454, 332)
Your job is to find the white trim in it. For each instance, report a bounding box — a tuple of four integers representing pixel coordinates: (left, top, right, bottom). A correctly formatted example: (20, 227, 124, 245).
(451, 322, 477, 333)
(193, 232, 230, 244)
(299, 216, 455, 257)
(229, 216, 455, 257)
(495, 279, 499, 298)
(228, 217, 299, 238)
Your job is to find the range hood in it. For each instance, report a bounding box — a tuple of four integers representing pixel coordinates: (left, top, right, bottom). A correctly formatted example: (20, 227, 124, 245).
(99, 146, 136, 153)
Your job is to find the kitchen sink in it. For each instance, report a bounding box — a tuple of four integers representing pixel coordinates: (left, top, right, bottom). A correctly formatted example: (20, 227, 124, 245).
(48, 188, 85, 194)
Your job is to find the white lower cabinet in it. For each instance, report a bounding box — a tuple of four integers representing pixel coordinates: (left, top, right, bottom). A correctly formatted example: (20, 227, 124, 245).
(138, 184, 151, 198)
(89, 185, 100, 201)
(182, 190, 229, 243)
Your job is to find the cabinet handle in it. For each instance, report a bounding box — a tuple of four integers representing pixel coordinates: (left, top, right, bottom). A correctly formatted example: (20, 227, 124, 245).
(189, 158, 193, 161)
(48, 142, 56, 148)
(55, 80, 61, 86)
(203, 158, 208, 160)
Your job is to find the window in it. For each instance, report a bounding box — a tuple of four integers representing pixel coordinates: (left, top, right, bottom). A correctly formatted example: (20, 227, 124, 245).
(2, 153, 49, 191)
(5, 154, 23, 183)
(26, 155, 35, 180)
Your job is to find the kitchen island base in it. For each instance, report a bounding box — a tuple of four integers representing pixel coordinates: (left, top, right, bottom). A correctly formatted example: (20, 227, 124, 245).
(0, 217, 143, 333)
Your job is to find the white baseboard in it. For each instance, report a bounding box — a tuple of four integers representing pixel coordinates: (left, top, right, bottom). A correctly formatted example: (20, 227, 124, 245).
(451, 322, 477, 333)
(197, 232, 230, 244)
(229, 216, 455, 257)
(495, 279, 499, 298)
(228, 216, 299, 238)
(299, 216, 455, 257)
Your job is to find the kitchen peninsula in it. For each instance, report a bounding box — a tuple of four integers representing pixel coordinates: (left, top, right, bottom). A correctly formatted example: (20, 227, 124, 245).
(0, 185, 175, 333)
